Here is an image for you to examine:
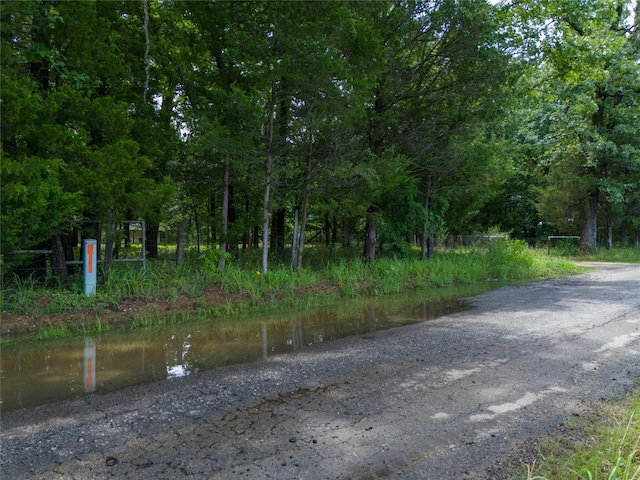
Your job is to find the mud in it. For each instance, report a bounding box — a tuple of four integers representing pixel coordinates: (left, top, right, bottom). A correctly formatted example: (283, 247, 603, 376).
(1, 262, 639, 479)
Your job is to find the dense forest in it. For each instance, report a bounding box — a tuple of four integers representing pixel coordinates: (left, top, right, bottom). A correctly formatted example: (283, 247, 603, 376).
(2, 0, 639, 276)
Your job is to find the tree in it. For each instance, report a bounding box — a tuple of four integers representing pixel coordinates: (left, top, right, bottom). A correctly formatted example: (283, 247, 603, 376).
(370, 0, 512, 258)
(1, 0, 177, 277)
(527, 0, 640, 251)
(1, 1, 82, 274)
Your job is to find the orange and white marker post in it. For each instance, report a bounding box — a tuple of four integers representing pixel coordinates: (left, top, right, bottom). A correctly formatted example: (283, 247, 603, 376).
(83, 337, 96, 392)
(83, 238, 97, 296)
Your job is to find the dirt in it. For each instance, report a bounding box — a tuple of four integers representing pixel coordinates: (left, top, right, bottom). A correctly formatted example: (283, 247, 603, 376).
(1, 262, 639, 479)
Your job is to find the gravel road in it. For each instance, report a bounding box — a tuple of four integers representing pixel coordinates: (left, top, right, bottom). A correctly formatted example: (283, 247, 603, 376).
(2, 262, 639, 479)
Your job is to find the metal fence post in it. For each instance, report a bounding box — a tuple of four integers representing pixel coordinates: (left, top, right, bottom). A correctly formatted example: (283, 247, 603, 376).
(83, 238, 97, 296)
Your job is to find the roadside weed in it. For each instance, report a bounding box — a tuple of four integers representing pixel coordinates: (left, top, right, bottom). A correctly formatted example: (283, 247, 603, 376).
(520, 393, 640, 480)
(0, 241, 593, 338)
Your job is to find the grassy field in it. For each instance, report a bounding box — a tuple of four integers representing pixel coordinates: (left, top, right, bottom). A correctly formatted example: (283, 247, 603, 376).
(510, 391, 640, 480)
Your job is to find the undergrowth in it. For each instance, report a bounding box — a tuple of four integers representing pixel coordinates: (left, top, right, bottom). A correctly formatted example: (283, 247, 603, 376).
(1, 240, 621, 335)
(35, 319, 110, 341)
(514, 391, 640, 480)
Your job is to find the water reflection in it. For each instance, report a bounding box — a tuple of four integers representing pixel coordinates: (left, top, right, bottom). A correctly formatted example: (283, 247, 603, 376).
(1, 283, 502, 412)
(83, 337, 96, 392)
(166, 334, 192, 379)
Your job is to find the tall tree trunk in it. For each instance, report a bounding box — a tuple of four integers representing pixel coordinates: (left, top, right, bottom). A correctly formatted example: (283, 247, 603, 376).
(176, 220, 185, 266)
(342, 217, 352, 247)
(262, 80, 276, 274)
(63, 231, 77, 275)
(606, 218, 613, 250)
(253, 226, 260, 248)
(123, 223, 131, 247)
(113, 225, 120, 260)
(146, 222, 160, 258)
(295, 198, 308, 270)
(242, 199, 249, 250)
(218, 155, 230, 272)
(104, 213, 116, 275)
(246, 229, 252, 269)
(209, 195, 216, 246)
(193, 205, 201, 254)
(621, 219, 628, 246)
(421, 180, 435, 261)
(51, 234, 67, 279)
(579, 190, 598, 252)
(262, 154, 272, 274)
(228, 184, 237, 254)
(421, 194, 429, 261)
(103, 226, 114, 275)
(295, 151, 313, 270)
(362, 207, 377, 263)
(291, 206, 299, 270)
(323, 213, 331, 259)
(428, 225, 435, 259)
(330, 216, 338, 258)
(271, 209, 285, 259)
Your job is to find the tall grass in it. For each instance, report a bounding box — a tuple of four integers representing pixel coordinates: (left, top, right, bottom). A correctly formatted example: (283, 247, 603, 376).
(323, 239, 579, 297)
(35, 319, 110, 341)
(325, 259, 371, 296)
(0, 240, 592, 323)
(517, 392, 640, 480)
(547, 242, 640, 264)
(1, 273, 41, 313)
(582, 247, 640, 264)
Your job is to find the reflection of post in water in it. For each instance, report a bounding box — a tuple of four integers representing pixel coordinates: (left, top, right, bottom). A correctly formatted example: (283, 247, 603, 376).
(421, 300, 435, 321)
(291, 320, 304, 351)
(363, 306, 377, 334)
(262, 323, 268, 359)
(83, 337, 96, 392)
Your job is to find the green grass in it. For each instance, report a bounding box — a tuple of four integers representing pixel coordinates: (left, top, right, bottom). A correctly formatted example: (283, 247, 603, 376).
(35, 319, 111, 341)
(512, 391, 640, 480)
(546, 242, 640, 264)
(579, 247, 640, 264)
(0, 241, 624, 337)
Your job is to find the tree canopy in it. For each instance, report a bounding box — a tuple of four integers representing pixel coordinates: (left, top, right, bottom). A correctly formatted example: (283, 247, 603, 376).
(2, 0, 638, 275)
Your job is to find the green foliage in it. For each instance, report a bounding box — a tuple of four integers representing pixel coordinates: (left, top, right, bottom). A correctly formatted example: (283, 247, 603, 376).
(376, 154, 425, 258)
(2, 274, 39, 314)
(44, 294, 89, 314)
(517, 0, 640, 248)
(325, 259, 371, 297)
(516, 392, 640, 480)
(0, 74, 83, 259)
(1, 0, 176, 261)
(2, 0, 638, 267)
(199, 249, 232, 277)
(2, 240, 589, 341)
(35, 324, 72, 341)
(579, 247, 640, 264)
(35, 319, 110, 341)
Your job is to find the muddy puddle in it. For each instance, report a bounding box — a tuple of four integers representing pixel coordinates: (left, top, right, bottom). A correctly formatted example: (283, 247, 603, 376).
(1, 282, 504, 412)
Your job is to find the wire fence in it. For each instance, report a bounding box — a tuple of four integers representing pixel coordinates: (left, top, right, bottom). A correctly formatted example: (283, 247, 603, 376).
(3, 232, 638, 284)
